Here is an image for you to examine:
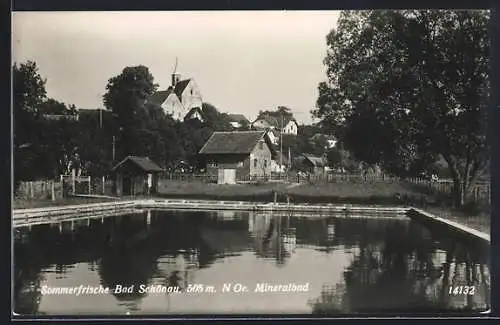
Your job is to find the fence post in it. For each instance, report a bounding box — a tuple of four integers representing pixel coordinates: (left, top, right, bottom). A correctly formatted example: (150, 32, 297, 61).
(102, 176, 106, 195)
(88, 176, 91, 195)
(71, 169, 76, 195)
(51, 181, 55, 201)
(29, 181, 34, 200)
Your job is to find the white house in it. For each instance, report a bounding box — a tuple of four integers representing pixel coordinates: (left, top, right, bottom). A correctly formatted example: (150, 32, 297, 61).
(281, 119, 298, 136)
(251, 114, 298, 136)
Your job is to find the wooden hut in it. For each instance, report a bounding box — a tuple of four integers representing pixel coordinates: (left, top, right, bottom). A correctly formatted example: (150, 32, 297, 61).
(111, 156, 163, 196)
(300, 154, 328, 175)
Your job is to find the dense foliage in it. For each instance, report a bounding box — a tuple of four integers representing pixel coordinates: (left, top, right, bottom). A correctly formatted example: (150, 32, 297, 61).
(13, 62, 232, 185)
(312, 10, 490, 206)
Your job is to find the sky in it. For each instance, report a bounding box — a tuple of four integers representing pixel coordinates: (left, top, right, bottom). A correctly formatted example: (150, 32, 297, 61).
(12, 11, 340, 125)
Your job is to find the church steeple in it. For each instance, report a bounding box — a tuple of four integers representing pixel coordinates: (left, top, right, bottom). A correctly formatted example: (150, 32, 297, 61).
(172, 57, 181, 87)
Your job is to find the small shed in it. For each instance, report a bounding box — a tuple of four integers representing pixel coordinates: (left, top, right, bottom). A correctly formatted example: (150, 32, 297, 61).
(111, 156, 163, 196)
(301, 154, 328, 175)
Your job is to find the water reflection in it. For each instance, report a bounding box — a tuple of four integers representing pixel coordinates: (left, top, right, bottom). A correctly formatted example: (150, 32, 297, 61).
(13, 210, 490, 315)
(308, 221, 490, 314)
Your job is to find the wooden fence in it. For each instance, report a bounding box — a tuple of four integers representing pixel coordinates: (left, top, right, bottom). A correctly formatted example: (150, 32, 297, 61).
(14, 180, 63, 201)
(160, 172, 400, 184)
(406, 178, 491, 205)
(15, 176, 115, 202)
(89, 176, 114, 196)
(160, 172, 490, 204)
(62, 175, 114, 196)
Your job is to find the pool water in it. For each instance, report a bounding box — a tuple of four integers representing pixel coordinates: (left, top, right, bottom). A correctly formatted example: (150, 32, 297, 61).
(13, 209, 490, 315)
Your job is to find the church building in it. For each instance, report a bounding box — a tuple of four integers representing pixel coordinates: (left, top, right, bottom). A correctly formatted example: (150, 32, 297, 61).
(148, 63, 204, 122)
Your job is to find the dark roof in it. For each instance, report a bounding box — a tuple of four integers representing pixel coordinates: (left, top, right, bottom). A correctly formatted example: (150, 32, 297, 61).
(199, 131, 275, 155)
(302, 154, 326, 167)
(283, 117, 298, 126)
(184, 107, 204, 121)
(111, 156, 163, 173)
(148, 88, 174, 105)
(174, 79, 192, 97)
(228, 114, 249, 123)
(253, 115, 279, 128)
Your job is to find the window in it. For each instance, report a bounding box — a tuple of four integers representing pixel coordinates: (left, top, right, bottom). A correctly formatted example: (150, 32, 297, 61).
(254, 159, 258, 168)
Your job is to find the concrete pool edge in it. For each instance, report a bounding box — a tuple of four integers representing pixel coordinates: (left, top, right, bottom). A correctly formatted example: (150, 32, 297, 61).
(12, 199, 491, 243)
(407, 208, 491, 243)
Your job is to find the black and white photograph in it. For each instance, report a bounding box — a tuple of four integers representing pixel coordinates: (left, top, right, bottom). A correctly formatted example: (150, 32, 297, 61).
(12, 10, 492, 316)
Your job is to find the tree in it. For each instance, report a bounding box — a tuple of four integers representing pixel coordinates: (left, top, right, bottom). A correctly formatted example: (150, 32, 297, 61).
(75, 111, 115, 176)
(326, 147, 343, 168)
(103, 65, 159, 160)
(201, 103, 232, 131)
(39, 118, 83, 177)
(257, 106, 294, 127)
(313, 10, 490, 207)
(13, 61, 47, 183)
(39, 98, 77, 115)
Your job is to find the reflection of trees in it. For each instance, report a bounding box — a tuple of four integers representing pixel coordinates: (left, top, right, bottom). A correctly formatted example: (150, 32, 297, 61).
(197, 210, 252, 264)
(14, 209, 260, 314)
(307, 283, 347, 314)
(308, 220, 490, 314)
(14, 228, 44, 315)
(13, 221, 112, 315)
(98, 237, 157, 303)
(293, 217, 410, 252)
(250, 214, 296, 266)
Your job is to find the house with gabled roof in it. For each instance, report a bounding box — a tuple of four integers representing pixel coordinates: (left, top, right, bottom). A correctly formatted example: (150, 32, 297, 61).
(198, 131, 276, 184)
(251, 114, 299, 136)
(251, 115, 279, 130)
(110, 156, 163, 196)
(294, 154, 328, 175)
(147, 72, 203, 122)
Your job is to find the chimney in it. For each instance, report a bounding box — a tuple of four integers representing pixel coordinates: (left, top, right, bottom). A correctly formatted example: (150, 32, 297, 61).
(172, 73, 181, 87)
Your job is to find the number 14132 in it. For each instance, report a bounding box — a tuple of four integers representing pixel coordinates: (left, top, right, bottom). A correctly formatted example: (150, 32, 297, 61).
(448, 286, 475, 295)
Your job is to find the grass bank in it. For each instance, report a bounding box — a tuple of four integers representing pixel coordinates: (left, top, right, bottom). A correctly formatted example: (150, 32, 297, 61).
(157, 180, 427, 205)
(156, 180, 292, 202)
